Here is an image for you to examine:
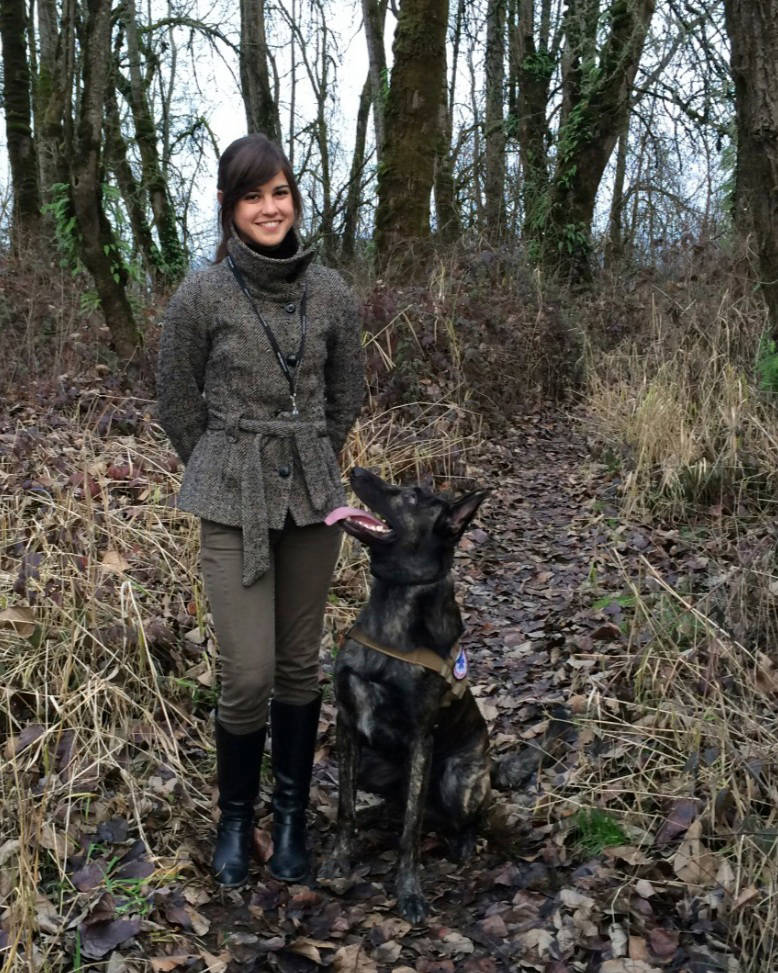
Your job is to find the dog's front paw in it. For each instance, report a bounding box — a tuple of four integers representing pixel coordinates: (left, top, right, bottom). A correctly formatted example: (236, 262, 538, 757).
(397, 888, 429, 923)
(318, 844, 351, 880)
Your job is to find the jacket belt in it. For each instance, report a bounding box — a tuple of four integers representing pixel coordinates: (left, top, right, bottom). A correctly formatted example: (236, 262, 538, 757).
(208, 409, 332, 586)
(347, 626, 468, 703)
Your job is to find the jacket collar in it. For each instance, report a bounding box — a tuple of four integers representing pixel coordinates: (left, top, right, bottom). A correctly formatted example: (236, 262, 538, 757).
(226, 228, 317, 299)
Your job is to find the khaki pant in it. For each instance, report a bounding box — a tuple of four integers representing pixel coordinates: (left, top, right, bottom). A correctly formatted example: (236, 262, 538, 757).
(200, 517, 341, 735)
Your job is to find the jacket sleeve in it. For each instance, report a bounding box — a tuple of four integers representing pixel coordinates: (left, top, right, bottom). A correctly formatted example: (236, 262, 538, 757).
(156, 273, 210, 464)
(324, 280, 365, 453)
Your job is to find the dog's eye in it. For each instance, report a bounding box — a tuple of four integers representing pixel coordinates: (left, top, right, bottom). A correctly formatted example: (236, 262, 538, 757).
(403, 490, 418, 505)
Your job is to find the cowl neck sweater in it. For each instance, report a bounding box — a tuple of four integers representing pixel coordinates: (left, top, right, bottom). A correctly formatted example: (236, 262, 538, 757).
(226, 228, 317, 302)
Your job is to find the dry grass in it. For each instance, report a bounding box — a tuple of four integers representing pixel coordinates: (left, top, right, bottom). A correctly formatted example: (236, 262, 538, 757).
(573, 264, 778, 969)
(540, 551, 778, 972)
(583, 281, 778, 518)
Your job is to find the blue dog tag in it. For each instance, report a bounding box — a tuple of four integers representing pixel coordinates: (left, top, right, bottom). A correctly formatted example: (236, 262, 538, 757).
(453, 645, 468, 680)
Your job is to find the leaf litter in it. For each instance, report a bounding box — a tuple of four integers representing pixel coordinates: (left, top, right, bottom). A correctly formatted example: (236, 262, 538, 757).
(2, 380, 777, 971)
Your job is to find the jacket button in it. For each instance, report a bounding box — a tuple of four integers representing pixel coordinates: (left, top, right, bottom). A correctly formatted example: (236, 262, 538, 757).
(285, 302, 296, 314)
(278, 466, 291, 478)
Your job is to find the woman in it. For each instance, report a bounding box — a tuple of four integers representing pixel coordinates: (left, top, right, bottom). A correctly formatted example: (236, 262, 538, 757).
(157, 133, 364, 888)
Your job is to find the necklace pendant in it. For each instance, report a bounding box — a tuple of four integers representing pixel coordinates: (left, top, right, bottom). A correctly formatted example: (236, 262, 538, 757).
(290, 395, 299, 417)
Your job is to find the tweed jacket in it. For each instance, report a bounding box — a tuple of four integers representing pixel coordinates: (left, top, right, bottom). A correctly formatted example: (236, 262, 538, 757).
(156, 231, 364, 585)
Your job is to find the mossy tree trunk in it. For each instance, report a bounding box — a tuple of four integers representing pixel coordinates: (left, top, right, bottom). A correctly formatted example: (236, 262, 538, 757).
(484, 0, 506, 236)
(510, 0, 654, 282)
(72, 0, 139, 359)
(1, 0, 42, 244)
(509, 0, 553, 244)
(544, 0, 654, 281)
(724, 0, 778, 342)
(374, 0, 449, 270)
(35, 0, 74, 212)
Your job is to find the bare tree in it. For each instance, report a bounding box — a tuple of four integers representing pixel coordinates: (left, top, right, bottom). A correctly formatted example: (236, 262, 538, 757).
(375, 0, 449, 267)
(724, 0, 778, 339)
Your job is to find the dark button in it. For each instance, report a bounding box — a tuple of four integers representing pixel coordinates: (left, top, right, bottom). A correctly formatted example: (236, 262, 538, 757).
(285, 302, 296, 314)
(278, 466, 291, 478)
(286, 353, 298, 367)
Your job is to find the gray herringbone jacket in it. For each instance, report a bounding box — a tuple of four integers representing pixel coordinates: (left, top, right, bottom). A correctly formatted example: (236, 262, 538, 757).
(156, 231, 364, 585)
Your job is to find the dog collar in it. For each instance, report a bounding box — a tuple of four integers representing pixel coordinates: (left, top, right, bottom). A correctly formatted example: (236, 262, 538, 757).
(347, 627, 469, 701)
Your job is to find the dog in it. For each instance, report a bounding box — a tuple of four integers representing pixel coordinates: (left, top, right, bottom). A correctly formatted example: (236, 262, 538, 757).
(322, 467, 491, 922)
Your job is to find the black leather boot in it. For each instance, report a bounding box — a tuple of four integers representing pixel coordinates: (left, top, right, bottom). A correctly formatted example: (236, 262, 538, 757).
(212, 721, 266, 888)
(268, 694, 322, 882)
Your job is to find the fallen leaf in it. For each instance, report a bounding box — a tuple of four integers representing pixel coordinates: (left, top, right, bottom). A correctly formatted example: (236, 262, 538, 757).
(648, 927, 678, 960)
(79, 918, 142, 959)
(672, 818, 717, 887)
(150, 957, 192, 972)
(629, 937, 651, 961)
(0, 606, 36, 637)
(480, 914, 508, 937)
(600, 962, 661, 973)
(733, 886, 760, 910)
(333, 942, 377, 972)
(199, 950, 230, 973)
(101, 549, 130, 574)
(655, 797, 699, 847)
(634, 879, 655, 898)
(5, 723, 45, 758)
(608, 923, 628, 958)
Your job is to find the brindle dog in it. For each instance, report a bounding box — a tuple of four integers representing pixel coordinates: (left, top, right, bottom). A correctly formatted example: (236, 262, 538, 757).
(323, 468, 491, 922)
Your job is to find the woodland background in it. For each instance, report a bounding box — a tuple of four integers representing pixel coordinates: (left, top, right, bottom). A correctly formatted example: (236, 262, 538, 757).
(3, 1, 778, 971)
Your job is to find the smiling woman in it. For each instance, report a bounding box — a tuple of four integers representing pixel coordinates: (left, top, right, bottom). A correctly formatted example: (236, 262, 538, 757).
(156, 131, 364, 892)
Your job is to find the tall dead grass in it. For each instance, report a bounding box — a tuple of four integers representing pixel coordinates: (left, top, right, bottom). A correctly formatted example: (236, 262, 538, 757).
(576, 265, 778, 969)
(583, 278, 778, 517)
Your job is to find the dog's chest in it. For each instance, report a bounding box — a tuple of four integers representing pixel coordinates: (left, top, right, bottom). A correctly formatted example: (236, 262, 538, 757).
(334, 641, 446, 750)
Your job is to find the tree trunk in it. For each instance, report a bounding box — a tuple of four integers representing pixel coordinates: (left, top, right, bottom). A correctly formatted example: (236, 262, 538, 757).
(605, 121, 629, 266)
(511, 0, 552, 245)
(484, 0, 506, 236)
(724, 0, 778, 340)
(342, 72, 373, 261)
(375, 0, 448, 270)
(72, 0, 139, 359)
(240, 0, 281, 140)
(543, 0, 654, 280)
(362, 0, 387, 164)
(434, 81, 460, 241)
(123, 0, 186, 284)
(36, 0, 73, 209)
(1, 0, 41, 243)
(104, 63, 164, 287)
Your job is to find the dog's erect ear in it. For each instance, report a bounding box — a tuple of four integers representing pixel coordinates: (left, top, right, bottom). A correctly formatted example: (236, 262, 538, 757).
(439, 489, 490, 539)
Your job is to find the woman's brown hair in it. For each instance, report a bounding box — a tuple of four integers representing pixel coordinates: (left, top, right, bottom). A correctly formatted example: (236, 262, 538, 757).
(215, 134, 303, 262)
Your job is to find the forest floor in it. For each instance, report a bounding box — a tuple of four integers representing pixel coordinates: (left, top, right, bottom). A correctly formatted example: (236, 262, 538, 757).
(195, 412, 740, 973)
(2, 389, 762, 972)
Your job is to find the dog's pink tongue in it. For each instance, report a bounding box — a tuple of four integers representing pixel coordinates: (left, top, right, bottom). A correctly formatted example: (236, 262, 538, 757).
(325, 506, 383, 528)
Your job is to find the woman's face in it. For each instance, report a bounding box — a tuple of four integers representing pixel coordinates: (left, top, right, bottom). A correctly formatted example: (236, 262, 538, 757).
(229, 170, 296, 249)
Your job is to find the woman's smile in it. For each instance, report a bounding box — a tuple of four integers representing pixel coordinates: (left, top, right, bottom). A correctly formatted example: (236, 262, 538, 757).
(233, 170, 296, 248)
